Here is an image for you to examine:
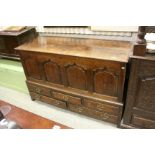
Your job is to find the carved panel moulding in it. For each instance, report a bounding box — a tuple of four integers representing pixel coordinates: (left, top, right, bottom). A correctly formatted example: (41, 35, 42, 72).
(43, 59, 62, 84)
(64, 63, 87, 90)
(93, 67, 119, 96)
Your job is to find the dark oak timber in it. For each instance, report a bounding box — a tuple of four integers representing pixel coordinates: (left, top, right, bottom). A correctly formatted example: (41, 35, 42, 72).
(0, 27, 37, 60)
(122, 26, 155, 128)
(15, 36, 133, 126)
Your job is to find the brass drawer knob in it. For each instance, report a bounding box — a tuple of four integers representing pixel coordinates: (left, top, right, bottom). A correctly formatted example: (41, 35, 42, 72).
(55, 100, 60, 105)
(62, 95, 68, 101)
(78, 107, 83, 113)
(101, 113, 109, 120)
(96, 104, 104, 111)
(35, 87, 41, 93)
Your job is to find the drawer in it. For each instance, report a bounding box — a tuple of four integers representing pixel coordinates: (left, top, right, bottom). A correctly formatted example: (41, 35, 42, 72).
(68, 104, 118, 124)
(27, 82, 51, 97)
(30, 92, 67, 109)
(83, 99, 121, 116)
(52, 91, 81, 105)
(131, 115, 155, 129)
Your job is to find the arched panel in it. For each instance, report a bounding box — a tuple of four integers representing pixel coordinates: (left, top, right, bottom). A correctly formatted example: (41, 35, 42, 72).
(94, 69, 118, 96)
(44, 60, 62, 84)
(24, 56, 41, 79)
(65, 64, 87, 90)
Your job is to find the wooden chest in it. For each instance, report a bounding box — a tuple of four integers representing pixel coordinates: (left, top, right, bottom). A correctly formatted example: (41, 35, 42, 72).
(0, 27, 36, 60)
(15, 36, 132, 127)
(121, 56, 155, 128)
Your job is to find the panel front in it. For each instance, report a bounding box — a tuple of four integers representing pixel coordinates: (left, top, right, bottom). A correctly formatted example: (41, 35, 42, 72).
(20, 52, 125, 101)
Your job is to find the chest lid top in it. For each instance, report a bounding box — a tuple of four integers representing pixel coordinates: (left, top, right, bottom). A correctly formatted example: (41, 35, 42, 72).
(15, 36, 133, 63)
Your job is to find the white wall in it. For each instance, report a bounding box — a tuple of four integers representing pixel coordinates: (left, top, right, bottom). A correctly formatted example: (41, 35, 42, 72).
(91, 26, 138, 32)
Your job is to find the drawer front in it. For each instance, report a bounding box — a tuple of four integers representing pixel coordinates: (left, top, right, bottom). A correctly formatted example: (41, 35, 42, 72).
(52, 91, 81, 105)
(27, 81, 121, 125)
(83, 99, 121, 116)
(131, 115, 155, 128)
(27, 83, 51, 97)
(68, 104, 118, 124)
(30, 92, 67, 109)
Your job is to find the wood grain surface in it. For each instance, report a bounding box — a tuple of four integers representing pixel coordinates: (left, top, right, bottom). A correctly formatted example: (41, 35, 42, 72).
(15, 36, 133, 62)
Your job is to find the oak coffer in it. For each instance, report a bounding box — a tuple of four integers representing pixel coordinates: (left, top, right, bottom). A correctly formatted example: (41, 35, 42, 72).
(15, 36, 133, 126)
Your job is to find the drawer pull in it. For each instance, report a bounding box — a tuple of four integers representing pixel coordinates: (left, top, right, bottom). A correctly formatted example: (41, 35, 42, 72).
(77, 107, 84, 113)
(54, 100, 61, 105)
(35, 87, 42, 93)
(101, 113, 109, 120)
(96, 104, 105, 111)
(62, 96, 68, 102)
(121, 67, 125, 70)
